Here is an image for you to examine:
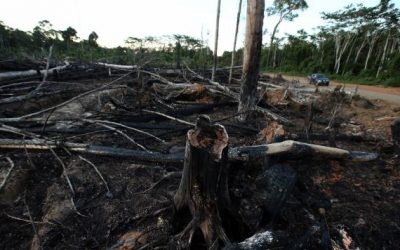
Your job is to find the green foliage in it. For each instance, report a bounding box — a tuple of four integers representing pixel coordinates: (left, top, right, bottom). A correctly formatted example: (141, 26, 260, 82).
(383, 76, 400, 87)
(266, 0, 308, 21)
(0, 20, 212, 68)
(88, 32, 99, 47)
(256, 0, 400, 86)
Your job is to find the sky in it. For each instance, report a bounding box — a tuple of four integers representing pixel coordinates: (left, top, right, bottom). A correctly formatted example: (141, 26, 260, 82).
(0, 0, 393, 54)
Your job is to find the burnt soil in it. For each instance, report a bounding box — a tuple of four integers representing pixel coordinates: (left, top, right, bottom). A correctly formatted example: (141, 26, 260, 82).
(0, 71, 399, 250)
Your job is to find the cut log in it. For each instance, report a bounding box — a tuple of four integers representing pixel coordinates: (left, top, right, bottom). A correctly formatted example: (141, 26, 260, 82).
(173, 115, 231, 249)
(0, 139, 183, 164)
(0, 139, 378, 163)
(229, 140, 378, 162)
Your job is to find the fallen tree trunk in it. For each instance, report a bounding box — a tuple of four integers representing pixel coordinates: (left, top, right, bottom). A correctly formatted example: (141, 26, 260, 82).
(95, 63, 138, 70)
(283, 132, 376, 142)
(0, 64, 70, 82)
(228, 140, 378, 162)
(0, 139, 378, 162)
(0, 139, 183, 164)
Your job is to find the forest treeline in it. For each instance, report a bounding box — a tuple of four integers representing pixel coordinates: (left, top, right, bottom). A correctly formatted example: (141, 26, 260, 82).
(0, 0, 399, 86)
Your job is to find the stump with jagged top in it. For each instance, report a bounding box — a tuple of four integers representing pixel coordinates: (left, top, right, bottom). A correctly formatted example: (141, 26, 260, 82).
(173, 115, 231, 249)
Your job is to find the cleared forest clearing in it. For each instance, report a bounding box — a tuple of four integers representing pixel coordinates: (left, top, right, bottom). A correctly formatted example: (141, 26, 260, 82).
(0, 61, 399, 249)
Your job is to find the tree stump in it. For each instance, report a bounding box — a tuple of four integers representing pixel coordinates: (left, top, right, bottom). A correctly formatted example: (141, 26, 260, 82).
(173, 115, 231, 249)
(392, 118, 400, 154)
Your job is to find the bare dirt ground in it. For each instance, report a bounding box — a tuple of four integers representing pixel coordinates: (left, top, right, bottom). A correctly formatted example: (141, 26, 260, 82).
(272, 73, 400, 105)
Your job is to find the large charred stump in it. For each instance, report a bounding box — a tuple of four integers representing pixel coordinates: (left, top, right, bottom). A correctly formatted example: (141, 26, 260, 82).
(173, 115, 231, 249)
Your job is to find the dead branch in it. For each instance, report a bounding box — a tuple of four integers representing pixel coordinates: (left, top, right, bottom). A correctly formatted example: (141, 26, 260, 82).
(24, 198, 43, 250)
(32, 45, 53, 94)
(96, 62, 138, 70)
(255, 106, 293, 126)
(0, 72, 132, 123)
(87, 121, 150, 152)
(48, 147, 75, 196)
(140, 69, 176, 85)
(6, 214, 55, 225)
(0, 157, 16, 193)
(135, 171, 182, 194)
(184, 65, 293, 125)
(142, 109, 195, 126)
(78, 155, 112, 197)
(184, 64, 237, 97)
(83, 119, 165, 143)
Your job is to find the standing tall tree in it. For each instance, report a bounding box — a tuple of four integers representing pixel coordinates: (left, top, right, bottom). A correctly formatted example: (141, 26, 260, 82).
(61, 26, 78, 50)
(266, 0, 308, 68)
(61, 27, 78, 43)
(229, 0, 243, 84)
(238, 0, 265, 121)
(211, 0, 222, 81)
(88, 31, 99, 47)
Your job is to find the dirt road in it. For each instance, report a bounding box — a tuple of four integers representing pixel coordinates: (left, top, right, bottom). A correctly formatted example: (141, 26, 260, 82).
(273, 74, 400, 105)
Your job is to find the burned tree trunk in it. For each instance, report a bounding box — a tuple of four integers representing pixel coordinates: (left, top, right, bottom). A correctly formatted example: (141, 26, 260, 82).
(173, 115, 231, 249)
(238, 0, 265, 121)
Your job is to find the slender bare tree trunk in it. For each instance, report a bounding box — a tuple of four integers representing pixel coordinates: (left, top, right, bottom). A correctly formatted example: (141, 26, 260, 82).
(354, 34, 367, 64)
(342, 37, 356, 75)
(319, 41, 324, 66)
(272, 42, 278, 68)
(364, 33, 378, 71)
(376, 30, 391, 78)
(238, 0, 265, 121)
(397, 38, 400, 53)
(389, 37, 397, 54)
(268, 15, 284, 67)
(334, 35, 341, 72)
(211, 0, 222, 82)
(334, 34, 351, 74)
(229, 0, 243, 84)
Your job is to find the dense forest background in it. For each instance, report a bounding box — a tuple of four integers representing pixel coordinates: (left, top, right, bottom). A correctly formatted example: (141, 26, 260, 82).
(0, 0, 399, 86)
